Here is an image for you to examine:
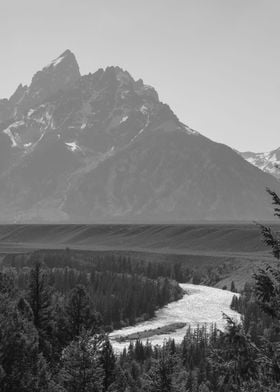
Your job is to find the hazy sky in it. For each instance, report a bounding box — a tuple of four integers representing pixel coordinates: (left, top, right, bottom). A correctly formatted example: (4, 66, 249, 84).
(1, 0, 279, 152)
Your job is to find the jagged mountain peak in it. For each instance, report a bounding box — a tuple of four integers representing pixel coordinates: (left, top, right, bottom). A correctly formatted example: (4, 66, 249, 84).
(31, 49, 80, 88)
(0, 50, 280, 222)
(9, 83, 28, 106)
(84, 65, 159, 99)
(1, 53, 182, 155)
(12, 50, 81, 116)
(44, 49, 79, 70)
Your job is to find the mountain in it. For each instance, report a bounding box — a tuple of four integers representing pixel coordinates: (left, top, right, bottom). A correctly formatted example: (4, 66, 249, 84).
(0, 50, 280, 222)
(239, 148, 280, 180)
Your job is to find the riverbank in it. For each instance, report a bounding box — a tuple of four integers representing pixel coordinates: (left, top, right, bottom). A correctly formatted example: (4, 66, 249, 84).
(110, 283, 240, 352)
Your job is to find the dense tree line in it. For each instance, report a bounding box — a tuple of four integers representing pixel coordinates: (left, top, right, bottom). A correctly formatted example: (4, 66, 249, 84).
(109, 319, 280, 392)
(0, 275, 112, 391)
(230, 282, 280, 347)
(2, 246, 237, 287)
(1, 189, 280, 391)
(0, 251, 182, 391)
(0, 260, 182, 330)
(1, 263, 279, 392)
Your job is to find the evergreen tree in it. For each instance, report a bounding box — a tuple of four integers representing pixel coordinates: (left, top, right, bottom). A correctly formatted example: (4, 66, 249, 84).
(27, 261, 53, 356)
(99, 336, 116, 391)
(0, 295, 56, 392)
(107, 365, 128, 392)
(0, 271, 15, 295)
(66, 284, 100, 339)
(253, 189, 280, 380)
(148, 351, 175, 392)
(230, 280, 236, 293)
(59, 330, 104, 392)
(28, 261, 51, 329)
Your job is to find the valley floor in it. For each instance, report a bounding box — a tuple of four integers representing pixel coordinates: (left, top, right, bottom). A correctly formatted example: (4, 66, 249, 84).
(0, 223, 276, 290)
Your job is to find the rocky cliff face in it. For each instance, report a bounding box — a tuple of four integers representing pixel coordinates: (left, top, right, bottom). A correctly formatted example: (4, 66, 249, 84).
(0, 50, 279, 222)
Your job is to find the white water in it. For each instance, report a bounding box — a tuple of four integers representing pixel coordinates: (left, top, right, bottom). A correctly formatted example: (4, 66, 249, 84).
(109, 283, 240, 353)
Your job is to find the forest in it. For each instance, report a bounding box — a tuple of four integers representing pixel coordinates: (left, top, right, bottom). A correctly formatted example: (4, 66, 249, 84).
(0, 191, 280, 391)
(1, 249, 183, 330)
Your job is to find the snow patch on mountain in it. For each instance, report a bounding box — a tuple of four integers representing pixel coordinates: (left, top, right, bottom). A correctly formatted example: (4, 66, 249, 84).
(120, 115, 128, 124)
(240, 148, 280, 179)
(46, 50, 71, 69)
(3, 121, 26, 147)
(52, 56, 64, 67)
(28, 109, 35, 117)
(3, 127, 18, 147)
(65, 141, 81, 152)
(182, 124, 199, 135)
(140, 105, 148, 114)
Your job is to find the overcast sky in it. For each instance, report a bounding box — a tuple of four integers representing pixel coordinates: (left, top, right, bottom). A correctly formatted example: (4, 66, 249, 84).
(1, 0, 279, 152)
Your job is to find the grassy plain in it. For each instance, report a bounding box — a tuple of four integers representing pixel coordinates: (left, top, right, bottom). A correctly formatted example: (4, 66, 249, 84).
(0, 223, 278, 290)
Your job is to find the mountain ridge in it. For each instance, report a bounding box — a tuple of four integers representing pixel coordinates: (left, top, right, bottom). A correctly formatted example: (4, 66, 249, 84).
(0, 50, 279, 223)
(239, 147, 280, 180)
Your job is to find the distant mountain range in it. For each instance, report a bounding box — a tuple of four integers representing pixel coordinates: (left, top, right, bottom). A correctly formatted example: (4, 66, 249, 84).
(0, 50, 279, 222)
(239, 148, 280, 180)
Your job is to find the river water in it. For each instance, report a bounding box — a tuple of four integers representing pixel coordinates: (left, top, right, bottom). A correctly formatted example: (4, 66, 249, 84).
(109, 283, 240, 352)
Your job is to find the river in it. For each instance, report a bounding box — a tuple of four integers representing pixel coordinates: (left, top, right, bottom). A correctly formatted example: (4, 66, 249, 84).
(109, 283, 240, 352)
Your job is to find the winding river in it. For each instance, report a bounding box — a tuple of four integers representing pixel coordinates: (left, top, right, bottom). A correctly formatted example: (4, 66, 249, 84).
(109, 283, 240, 352)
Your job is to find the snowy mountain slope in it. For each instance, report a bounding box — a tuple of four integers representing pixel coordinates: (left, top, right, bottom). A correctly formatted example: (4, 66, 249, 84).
(239, 148, 280, 180)
(0, 50, 280, 222)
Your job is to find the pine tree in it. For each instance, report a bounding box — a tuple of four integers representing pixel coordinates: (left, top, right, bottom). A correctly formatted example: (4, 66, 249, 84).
(198, 382, 210, 392)
(149, 352, 175, 392)
(230, 280, 236, 293)
(100, 336, 116, 391)
(107, 365, 128, 392)
(28, 261, 51, 329)
(59, 331, 104, 392)
(66, 284, 100, 339)
(0, 271, 15, 295)
(252, 188, 280, 381)
(0, 295, 56, 392)
(27, 261, 53, 356)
